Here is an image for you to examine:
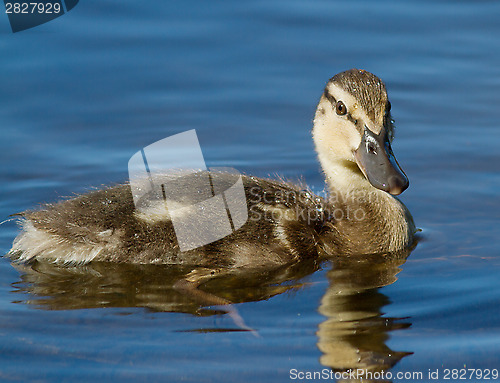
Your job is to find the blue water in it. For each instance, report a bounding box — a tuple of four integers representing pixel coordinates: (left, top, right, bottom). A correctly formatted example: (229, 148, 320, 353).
(1, 1, 500, 382)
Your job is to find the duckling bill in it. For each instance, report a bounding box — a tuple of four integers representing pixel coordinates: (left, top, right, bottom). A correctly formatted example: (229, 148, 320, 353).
(8, 69, 416, 268)
(355, 125, 408, 195)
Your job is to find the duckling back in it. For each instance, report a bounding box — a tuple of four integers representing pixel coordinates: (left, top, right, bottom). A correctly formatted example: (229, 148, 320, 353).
(9, 173, 335, 266)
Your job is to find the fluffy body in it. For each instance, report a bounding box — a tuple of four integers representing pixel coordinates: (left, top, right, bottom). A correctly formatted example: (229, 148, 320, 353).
(8, 69, 416, 267)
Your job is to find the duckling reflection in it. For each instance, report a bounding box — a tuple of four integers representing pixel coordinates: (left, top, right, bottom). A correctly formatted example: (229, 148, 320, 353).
(317, 249, 413, 383)
(11, 258, 320, 316)
(11, 246, 415, 376)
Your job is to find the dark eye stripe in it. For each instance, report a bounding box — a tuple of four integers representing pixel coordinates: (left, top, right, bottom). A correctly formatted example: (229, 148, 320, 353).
(324, 88, 363, 134)
(347, 114, 363, 134)
(323, 89, 337, 104)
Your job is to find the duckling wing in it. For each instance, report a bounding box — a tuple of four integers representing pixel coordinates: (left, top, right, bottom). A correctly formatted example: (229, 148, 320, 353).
(9, 185, 146, 264)
(9, 174, 337, 266)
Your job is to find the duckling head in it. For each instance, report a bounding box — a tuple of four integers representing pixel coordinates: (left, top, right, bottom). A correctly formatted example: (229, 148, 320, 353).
(313, 69, 408, 195)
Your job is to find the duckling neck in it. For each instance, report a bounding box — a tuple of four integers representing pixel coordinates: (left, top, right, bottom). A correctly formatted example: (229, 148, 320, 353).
(319, 155, 415, 254)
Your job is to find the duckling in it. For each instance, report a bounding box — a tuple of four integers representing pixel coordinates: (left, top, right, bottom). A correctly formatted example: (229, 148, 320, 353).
(8, 69, 416, 269)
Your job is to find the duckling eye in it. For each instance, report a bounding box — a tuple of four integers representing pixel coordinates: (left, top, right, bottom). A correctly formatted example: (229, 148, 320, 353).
(336, 101, 347, 116)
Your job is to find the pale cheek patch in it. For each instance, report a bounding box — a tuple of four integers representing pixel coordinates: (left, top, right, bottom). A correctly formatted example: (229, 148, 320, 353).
(313, 98, 362, 161)
(329, 117, 362, 157)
